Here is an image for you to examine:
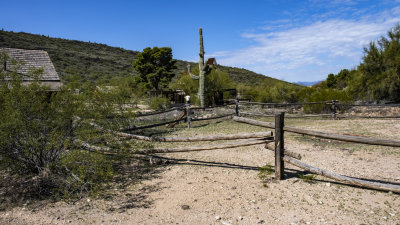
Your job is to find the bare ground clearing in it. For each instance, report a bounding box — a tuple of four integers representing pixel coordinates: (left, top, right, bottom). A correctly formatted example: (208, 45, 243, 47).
(1, 117, 400, 224)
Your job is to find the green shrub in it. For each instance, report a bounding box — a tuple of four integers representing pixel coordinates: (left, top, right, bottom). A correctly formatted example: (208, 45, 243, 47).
(0, 61, 137, 201)
(56, 150, 114, 199)
(149, 96, 171, 110)
(298, 88, 352, 113)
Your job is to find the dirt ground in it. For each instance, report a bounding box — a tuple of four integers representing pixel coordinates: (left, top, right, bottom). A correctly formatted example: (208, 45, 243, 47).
(1, 117, 400, 224)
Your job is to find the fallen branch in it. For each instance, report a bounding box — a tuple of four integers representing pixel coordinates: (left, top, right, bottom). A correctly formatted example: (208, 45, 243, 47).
(283, 155, 400, 193)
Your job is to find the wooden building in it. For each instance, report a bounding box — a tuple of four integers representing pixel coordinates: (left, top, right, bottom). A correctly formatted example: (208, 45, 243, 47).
(1, 48, 62, 91)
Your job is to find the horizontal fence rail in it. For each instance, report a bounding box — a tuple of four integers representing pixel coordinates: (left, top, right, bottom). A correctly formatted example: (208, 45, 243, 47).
(239, 101, 330, 106)
(190, 103, 236, 110)
(191, 113, 235, 121)
(137, 139, 271, 154)
(135, 106, 184, 117)
(240, 112, 332, 118)
(75, 139, 271, 155)
(336, 103, 400, 107)
(90, 121, 273, 142)
(233, 116, 400, 147)
(123, 117, 186, 131)
(283, 155, 400, 193)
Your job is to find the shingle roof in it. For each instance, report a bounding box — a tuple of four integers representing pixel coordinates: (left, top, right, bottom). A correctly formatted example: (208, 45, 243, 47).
(0, 48, 60, 81)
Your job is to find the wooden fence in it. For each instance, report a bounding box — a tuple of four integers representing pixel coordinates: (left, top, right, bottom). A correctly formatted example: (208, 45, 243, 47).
(78, 102, 400, 194)
(234, 113, 400, 193)
(80, 121, 273, 155)
(236, 99, 400, 119)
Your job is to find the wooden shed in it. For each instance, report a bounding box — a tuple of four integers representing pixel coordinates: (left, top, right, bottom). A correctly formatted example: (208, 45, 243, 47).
(1, 48, 62, 91)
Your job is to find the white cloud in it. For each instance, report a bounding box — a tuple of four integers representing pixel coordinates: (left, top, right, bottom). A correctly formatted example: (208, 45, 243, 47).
(210, 8, 400, 82)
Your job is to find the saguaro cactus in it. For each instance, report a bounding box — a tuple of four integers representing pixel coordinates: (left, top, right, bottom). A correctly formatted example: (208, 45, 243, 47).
(187, 28, 212, 108)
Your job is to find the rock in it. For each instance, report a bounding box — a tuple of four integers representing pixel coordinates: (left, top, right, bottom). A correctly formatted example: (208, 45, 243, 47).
(215, 216, 221, 221)
(181, 205, 190, 210)
(258, 220, 265, 224)
(238, 216, 244, 220)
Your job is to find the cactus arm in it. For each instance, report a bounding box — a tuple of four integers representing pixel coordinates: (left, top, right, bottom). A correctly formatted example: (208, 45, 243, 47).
(187, 64, 199, 80)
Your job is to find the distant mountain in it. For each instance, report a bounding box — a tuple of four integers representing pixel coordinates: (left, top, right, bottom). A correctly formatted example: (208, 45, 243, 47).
(0, 30, 299, 88)
(295, 81, 322, 87)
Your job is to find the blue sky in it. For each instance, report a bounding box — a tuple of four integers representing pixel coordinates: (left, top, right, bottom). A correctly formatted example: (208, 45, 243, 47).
(1, 0, 400, 82)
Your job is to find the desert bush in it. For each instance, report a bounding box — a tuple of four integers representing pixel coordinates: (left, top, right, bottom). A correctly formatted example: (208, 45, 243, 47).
(56, 150, 114, 199)
(0, 69, 77, 175)
(149, 96, 171, 110)
(297, 87, 352, 113)
(0, 61, 138, 200)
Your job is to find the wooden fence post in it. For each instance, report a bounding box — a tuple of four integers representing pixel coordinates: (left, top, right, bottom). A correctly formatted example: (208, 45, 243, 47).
(186, 102, 191, 128)
(331, 99, 337, 120)
(235, 98, 240, 116)
(275, 112, 285, 180)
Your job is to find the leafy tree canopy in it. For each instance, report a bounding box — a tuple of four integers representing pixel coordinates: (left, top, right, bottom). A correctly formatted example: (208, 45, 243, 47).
(320, 24, 400, 103)
(132, 47, 177, 92)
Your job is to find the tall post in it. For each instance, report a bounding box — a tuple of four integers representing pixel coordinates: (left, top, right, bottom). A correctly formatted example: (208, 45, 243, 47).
(186, 102, 191, 128)
(331, 99, 337, 120)
(235, 98, 239, 116)
(275, 112, 285, 180)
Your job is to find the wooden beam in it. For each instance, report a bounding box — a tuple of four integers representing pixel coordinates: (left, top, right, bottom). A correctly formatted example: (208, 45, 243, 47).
(123, 117, 186, 131)
(265, 142, 302, 160)
(90, 121, 273, 142)
(240, 112, 332, 118)
(75, 138, 271, 154)
(135, 107, 184, 117)
(233, 116, 400, 147)
(191, 113, 234, 121)
(283, 155, 400, 193)
(139, 139, 272, 153)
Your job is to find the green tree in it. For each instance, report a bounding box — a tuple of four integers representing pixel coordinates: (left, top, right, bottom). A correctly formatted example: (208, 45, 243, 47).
(351, 24, 400, 102)
(326, 73, 336, 88)
(132, 47, 177, 92)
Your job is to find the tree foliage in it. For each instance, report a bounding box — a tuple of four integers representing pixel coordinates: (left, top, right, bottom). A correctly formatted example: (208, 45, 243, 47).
(132, 47, 177, 92)
(353, 24, 400, 102)
(321, 24, 400, 103)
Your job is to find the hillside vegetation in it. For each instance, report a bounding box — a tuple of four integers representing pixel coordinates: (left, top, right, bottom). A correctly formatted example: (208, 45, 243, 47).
(0, 30, 297, 88)
(314, 24, 400, 103)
